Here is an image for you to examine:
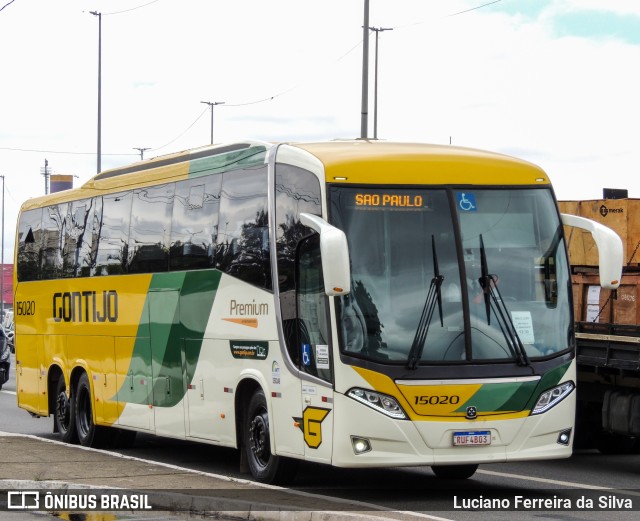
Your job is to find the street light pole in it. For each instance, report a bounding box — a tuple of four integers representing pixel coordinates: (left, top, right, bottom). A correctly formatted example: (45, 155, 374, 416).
(200, 101, 225, 144)
(90, 11, 102, 174)
(360, 0, 370, 139)
(369, 26, 393, 140)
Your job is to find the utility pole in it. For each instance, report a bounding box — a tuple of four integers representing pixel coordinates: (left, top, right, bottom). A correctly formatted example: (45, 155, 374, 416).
(133, 147, 150, 160)
(90, 11, 102, 174)
(369, 26, 393, 140)
(200, 100, 225, 144)
(40, 159, 51, 194)
(360, 0, 370, 139)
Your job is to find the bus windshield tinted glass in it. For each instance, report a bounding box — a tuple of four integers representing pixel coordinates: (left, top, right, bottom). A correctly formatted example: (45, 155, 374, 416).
(330, 187, 571, 365)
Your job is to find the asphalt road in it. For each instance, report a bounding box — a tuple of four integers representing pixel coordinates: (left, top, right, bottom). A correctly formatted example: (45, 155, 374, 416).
(2, 352, 640, 521)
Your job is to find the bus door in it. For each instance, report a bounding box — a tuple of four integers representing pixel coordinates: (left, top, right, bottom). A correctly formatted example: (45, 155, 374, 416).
(149, 289, 187, 438)
(296, 234, 334, 464)
(184, 337, 222, 442)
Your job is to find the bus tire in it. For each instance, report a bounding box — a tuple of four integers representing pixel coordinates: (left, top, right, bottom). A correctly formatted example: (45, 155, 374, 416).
(431, 464, 478, 479)
(54, 375, 78, 444)
(244, 388, 297, 484)
(75, 372, 113, 448)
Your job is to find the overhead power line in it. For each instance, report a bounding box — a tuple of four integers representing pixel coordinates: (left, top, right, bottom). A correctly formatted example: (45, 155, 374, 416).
(149, 108, 208, 152)
(449, 0, 503, 17)
(0, 0, 16, 13)
(102, 0, 161, 16)
(0, 147, 136, 156)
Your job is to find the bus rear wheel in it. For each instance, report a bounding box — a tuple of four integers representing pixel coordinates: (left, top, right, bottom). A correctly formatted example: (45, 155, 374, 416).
(244, 388, 297, 484)
(54, 376, 78, 444)
(75, 372, 113, 448)
(431, 464, 478, 479)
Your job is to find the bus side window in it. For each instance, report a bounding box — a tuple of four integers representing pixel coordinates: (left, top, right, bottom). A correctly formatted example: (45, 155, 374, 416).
(217, 166, 270, 289)
(274, 163, 322, 363)
(170, 176, 221, 271)
(95, 191, 133, 276)
(296, 234, 333, 383)
(128, 183, 174, 274)
(17, 208, 43, 282)
(64, 199, 93, 278)
(41, 203, 69, 280)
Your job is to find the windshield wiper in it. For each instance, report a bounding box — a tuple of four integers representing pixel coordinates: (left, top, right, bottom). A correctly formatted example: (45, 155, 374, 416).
(407, 235, 444, 370)
(478, 235, 530, 366)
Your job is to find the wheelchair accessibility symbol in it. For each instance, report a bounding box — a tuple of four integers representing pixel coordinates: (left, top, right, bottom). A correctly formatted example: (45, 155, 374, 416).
(457, 192, 477, 212)
(302, 344, 311, 366)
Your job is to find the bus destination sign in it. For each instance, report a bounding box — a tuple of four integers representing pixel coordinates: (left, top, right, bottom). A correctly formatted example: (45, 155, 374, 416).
(354, 193, 425, 209)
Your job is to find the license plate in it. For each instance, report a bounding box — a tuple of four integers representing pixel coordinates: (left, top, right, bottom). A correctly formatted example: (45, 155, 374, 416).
(453, 431, 491, 446)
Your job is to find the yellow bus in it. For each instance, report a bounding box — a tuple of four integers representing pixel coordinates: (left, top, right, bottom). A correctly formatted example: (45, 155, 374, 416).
(13, 140, 622, 483)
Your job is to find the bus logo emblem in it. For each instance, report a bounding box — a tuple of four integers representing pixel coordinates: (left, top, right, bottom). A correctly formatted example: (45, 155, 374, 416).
(466, 406, 478, 419)
(293, 407, 331, 449)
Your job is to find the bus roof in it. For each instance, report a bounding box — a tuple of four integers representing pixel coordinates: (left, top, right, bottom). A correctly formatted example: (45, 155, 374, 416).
(289, 140, 549, 186)
(20, 140, 550, 211)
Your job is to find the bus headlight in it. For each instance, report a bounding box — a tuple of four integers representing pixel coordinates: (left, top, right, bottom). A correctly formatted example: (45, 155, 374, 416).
(531, 381, 575, 415)
(347, 388, 407, 419)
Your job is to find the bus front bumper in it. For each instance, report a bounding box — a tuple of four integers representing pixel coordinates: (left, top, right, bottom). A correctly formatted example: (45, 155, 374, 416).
(330, 390, 575, 468)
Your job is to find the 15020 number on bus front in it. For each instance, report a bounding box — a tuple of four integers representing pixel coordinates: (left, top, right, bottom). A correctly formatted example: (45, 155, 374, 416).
(414, 395, 461, 406)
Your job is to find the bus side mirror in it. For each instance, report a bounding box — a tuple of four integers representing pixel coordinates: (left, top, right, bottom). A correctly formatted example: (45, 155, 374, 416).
(560, 213, 623, 290)
(300, 213, 351, 296)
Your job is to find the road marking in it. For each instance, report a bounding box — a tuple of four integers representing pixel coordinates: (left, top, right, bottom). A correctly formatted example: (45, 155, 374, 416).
(479, 468, 640, 499)
(478, 468, 609, 490)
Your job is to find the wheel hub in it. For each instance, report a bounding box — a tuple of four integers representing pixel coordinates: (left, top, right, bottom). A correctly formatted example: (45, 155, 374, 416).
(249, 413, 269, 462)
(56, 392, 69, 424)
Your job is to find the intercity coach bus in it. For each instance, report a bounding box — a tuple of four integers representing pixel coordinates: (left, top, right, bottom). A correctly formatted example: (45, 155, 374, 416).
(13, 140, 622, 483)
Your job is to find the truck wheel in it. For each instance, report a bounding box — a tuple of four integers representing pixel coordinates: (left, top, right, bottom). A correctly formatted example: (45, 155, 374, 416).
(244, 388, 297, 484)
(75, 372, 113, 448)
(54, 376, 78, 444)
(431, 464, 478, 479)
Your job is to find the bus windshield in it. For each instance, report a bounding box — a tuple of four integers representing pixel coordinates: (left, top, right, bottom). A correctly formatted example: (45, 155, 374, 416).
(330, 186, 572, 365)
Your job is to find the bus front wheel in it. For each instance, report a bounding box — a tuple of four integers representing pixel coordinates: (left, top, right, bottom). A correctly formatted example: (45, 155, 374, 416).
(244, 388, 297, 484)
(54, 376, 78, 444)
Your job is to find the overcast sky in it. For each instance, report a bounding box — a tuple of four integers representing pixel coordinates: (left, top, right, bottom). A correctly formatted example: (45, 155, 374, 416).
(1, 0, 640, 260)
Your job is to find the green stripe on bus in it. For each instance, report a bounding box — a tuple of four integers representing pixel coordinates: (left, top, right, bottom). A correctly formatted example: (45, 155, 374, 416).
(114, 270, 222, 408)
(454, 362, 571, 413)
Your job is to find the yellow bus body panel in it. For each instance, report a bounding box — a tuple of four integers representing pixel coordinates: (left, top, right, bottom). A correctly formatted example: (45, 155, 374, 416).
(15, 275, 153, 420)
(293, 141, 549, 186)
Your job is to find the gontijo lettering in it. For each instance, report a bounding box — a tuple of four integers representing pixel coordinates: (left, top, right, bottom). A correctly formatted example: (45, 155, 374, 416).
(355, 193, 423, 207)
(53, 290, 118, 323)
